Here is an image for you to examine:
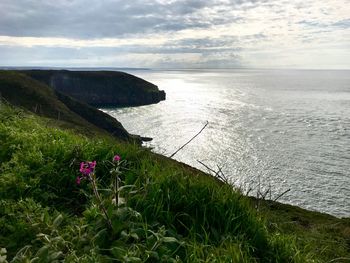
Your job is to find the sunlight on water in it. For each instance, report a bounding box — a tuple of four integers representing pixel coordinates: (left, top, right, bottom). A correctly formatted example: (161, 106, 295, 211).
(103, 69, 350, 217)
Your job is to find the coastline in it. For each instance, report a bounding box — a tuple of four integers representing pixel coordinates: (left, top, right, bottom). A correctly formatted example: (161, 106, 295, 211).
(0, 70, 349, 261)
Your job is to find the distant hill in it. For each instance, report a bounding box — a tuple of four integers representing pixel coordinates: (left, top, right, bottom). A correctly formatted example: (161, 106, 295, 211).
(0, 71, 138, 142)
(21, 70, 166, 107)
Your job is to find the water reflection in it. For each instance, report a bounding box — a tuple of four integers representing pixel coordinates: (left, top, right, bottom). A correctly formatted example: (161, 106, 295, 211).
(103, 69, 350, 217)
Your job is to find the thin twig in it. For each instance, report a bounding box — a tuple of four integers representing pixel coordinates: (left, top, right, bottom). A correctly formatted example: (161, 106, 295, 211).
(261, 189, 270, 200)
(197, 159, 216, 175)
(170, 121, 209, 158)
(245, 187, 252, 196)
(273, 189, 291, 202)
(216, 165, 229, 184)
(197, 160, 230, 185)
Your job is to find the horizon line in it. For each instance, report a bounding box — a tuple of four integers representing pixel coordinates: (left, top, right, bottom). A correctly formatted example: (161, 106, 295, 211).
(0, 66, 349, 71)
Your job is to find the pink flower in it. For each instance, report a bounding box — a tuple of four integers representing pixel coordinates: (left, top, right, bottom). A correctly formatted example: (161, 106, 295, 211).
(113, 155, 121, 162)
(79, 161, 97, 175)
(76, 176, 81, 185)
(89, 161, 97, 169)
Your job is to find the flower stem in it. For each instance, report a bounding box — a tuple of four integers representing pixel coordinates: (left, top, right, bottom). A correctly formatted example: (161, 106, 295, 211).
(90, 175, 113, 230)
(114, 173, 119, 206)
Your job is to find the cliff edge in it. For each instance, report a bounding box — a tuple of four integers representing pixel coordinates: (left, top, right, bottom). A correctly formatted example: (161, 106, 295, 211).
(0, 71, 139, 142)
(21, 70, 166, 107)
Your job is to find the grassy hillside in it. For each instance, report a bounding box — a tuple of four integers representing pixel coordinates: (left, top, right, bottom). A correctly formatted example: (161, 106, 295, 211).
(0, 104, 305, 262)
(0, 72, 349, 262)
(0, 71, 136, 142)
(264, 204, 349, 262)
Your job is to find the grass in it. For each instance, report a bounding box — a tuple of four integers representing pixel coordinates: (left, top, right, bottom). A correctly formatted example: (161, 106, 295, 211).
(257, 199, 350, 262)
(0, 70, 136, 142)
(0, 104, 348, 262)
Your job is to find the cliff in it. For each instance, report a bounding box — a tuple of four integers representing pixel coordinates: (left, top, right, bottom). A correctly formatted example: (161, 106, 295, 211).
(21, 70, 166, 107)
(0, 71, 138, 142)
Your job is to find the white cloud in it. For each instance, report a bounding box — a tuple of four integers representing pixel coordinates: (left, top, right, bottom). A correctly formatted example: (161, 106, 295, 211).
(0, 0, 349, 68)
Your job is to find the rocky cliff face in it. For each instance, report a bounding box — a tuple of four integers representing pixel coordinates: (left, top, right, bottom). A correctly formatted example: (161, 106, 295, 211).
(0, 71, 139, 143)
(22, 70, 166, 107)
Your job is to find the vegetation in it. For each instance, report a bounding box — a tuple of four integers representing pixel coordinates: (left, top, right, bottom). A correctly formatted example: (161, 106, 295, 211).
(0, 70, 135, 142)
(259, 200, 350, 262)
(0, 71, 348, 262)
(0, 103, 348, 262)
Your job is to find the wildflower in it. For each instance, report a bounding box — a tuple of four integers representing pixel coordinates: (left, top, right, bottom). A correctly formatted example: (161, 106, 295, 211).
(113, 155, 121, 162)
(79, 161, 96, 175)
(76, 159, 113, 229)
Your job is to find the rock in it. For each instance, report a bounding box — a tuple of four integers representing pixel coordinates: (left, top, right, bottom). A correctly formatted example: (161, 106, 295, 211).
(141, 136, 153, 142)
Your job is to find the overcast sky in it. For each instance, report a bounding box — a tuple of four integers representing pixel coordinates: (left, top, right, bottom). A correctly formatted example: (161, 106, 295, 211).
(0, 0, 349, 69)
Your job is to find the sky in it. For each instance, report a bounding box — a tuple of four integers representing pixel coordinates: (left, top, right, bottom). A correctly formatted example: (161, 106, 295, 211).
(0, 0, 349, 69)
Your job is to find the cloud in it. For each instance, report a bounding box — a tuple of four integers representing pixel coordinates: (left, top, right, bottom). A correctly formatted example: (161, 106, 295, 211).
(332, 19, 350, 29)
(0, 0, 349, 68)
(0, 0, 229, 38)
(298, 18, 350, 29)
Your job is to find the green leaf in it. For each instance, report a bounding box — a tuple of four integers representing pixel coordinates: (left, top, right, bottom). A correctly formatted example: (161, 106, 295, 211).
(130, 233, 139, 240)
(52, 214, 63, 228)
(146, 251, 159, 261)
(123, 256, 141, 262)
(93, 228, 107, 242)
(36, 245, 49, 259)
(161, 237, 179, 243)
(117, 185, 136, 192)
(49, 251, 64, 260)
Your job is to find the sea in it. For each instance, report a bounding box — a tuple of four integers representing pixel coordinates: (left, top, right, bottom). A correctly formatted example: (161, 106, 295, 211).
(102, 69, 350, 218)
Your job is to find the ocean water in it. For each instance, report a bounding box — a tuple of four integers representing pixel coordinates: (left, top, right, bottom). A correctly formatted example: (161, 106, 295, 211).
(103, 69, 350, 217)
